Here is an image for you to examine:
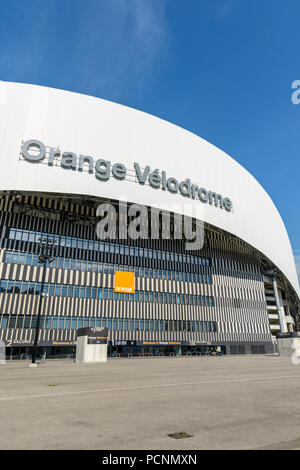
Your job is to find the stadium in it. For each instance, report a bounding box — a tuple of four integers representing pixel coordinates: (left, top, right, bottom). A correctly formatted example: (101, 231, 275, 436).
(0, 80, 299, 359)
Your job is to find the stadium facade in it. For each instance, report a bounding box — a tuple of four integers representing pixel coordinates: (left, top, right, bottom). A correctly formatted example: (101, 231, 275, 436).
(0, 81, 299, 360)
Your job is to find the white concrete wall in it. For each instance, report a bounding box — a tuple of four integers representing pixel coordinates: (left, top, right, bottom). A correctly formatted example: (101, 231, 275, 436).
(278, 337, 300, 358)
(76, 336, 107, 363)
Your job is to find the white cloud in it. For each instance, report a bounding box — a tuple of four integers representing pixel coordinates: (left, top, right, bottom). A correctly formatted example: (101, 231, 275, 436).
(74, 0, 170, 100)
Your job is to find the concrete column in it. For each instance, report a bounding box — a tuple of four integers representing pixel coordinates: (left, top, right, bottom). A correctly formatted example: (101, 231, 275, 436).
(272, 277, 287, 333)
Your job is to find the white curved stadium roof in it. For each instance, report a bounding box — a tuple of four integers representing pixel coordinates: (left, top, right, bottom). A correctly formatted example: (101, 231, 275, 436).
(0, 81, 299, 298)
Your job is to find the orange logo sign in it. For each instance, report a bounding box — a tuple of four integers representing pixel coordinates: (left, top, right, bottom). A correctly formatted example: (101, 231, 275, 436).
(114, 271, 135, 294)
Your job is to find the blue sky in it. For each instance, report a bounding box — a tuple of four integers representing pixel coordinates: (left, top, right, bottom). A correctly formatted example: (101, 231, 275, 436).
(0, 0, 299, 280)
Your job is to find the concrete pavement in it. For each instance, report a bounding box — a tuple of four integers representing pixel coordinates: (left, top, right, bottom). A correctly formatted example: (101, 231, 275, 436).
(0, 355, 299, 450)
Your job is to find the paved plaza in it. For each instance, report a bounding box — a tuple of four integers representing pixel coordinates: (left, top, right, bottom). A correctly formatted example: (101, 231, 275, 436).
(0, 355, 300, 450)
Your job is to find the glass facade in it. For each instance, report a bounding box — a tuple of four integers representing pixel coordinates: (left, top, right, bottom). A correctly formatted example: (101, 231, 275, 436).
(0, 192, 276, 358)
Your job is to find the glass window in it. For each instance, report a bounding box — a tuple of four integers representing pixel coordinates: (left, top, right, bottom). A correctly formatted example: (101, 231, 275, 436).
(22, 231, 29, 242)
(75, 260, 82, 271)
(86, 261, 93, 272)
(61, 286, 67, 297)
(7, 280, 14, 293)
(66, 285, 73, 297)
(0, 280, 7, 293)
(48, 284, 54, 296)
(55, 285, 61, 296)
(69, 259, 76, 270)
(79, 287, 85, 298)
(14, 281, 21, 293)
(16, 315, 24, 328)
(9, 229, 15, 240)
(15, 230, 22, 240)
(4, 252, 12, 263)
(14, 253, 21, 263)
(8, 315, 17, 328)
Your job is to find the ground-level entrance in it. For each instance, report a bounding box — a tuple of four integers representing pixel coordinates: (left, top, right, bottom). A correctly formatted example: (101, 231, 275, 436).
(3, 340, 273, 360)
(5, 346, 76, 360)
(108, 342, 226, 357)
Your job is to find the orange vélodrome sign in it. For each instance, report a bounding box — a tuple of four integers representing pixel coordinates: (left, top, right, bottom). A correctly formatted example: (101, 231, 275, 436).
(114, 271, 135, 294)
